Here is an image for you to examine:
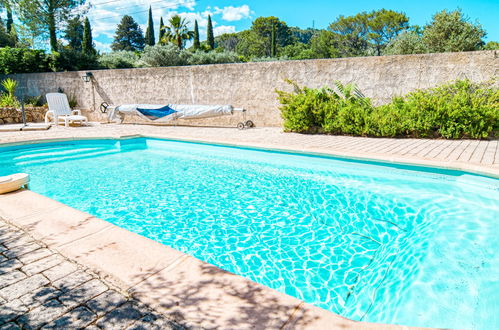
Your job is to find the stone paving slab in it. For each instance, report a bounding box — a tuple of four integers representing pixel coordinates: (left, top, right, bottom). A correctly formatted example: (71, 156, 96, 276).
(0, 217, 183, 330)
(0, 124, 497, 177)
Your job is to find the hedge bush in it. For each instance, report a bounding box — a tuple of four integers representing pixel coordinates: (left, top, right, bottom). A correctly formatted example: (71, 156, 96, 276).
(277, 79, 499, 139)
(98, 51, 139, 69)
(0, 47, 51, 74)
(188, 51, 242, 65)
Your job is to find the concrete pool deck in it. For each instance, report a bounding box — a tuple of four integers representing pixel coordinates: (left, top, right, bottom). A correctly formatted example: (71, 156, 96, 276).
(1, 123, 495, 329)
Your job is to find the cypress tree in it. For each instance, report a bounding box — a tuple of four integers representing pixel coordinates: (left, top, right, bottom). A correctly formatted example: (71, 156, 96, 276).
(158, 17, 165, 44)
(271, 22, 276, 57)
(193, 20, 200, 50)
(64, 16, 84, 51)
(206, 15, 214, 50)
(145, 6, 155, 46)
(82, 17, 95, 54)
(6, 7, 13, 33)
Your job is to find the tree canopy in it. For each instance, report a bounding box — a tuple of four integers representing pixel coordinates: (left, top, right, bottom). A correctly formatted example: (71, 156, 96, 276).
(14, 0, 85, 51)
(422, 9, 486, 52)
(161, 14, 193, 50)
(64, 16, 83, 51)
(111, 15, 145, 52)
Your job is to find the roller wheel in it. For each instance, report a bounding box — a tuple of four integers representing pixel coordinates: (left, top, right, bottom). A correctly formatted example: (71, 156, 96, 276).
(245, 120, 254, 128)
(237, 122, 245, 130)
(100, 102, 109, 113)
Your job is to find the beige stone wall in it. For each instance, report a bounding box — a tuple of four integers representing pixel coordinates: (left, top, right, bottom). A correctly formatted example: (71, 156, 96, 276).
(3, 50, 497, 127)
(0, 107, 47, 124)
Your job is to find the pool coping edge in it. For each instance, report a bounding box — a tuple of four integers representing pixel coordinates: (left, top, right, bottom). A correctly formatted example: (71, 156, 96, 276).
(1, 134, 498, 179)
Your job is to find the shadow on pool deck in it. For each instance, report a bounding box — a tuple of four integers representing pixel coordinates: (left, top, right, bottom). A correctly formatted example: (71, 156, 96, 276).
(129, 254, 326, 330)
(0, 221, 183, 329)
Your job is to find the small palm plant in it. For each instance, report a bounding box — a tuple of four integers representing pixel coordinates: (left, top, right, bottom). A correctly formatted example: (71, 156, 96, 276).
(0, 78, 20, 107)
(161, 15, 194, 50)
(332, 80, 367, 102)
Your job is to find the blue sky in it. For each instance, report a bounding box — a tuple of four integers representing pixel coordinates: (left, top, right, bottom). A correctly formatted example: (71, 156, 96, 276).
(86, 0, 499, 51)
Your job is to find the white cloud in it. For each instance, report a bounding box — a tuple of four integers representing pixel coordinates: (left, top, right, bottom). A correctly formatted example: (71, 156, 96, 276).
(213, 5, 252, 22)
(94, 40, 111, 52)
(214, 25, 236, 36)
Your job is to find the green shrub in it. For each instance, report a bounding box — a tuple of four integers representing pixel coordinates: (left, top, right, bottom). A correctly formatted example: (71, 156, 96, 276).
(276, 80, 338, 133)
(188, 51, 241, 65)
(138, 45, 191, 67)
(23, 95, 45, 107)
(277, 79, 499, 139)
(386, 80, 499, 138)
(0, 47, 51, 74)
(49, 48, 100, 72)
(98, 51, 139, 69)
(0, 78, 20, 107)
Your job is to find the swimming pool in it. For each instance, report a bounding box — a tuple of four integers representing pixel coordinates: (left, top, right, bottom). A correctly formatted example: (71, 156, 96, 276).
(0, 137, 497, 329)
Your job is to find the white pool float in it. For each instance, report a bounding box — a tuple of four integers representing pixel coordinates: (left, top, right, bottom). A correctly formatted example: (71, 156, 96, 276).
(0, 173, 29, 194)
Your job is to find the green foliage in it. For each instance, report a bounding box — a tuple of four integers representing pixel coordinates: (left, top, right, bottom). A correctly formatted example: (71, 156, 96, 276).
(483, 41, 499, 50)
(309, 30, 340, 58)
(67, 92, 78, 108)
(281, 43, 317, 60)
(145, 6, 155, 46)
(207, 15, 214, 50)
(138, 44, 190, 67)
(251, 16, 292, 56)
(422, 9, 485, 53)
(277, 79, 499, 139)
(193, 20, 200, 50)
(289, 27, 317, 44)
(0, 17, 16, 47)
(276, 80, 339, 133)
(158, 17, 165, 45)
(368, 9, 410, 55)
(82, 17, 95, 55)
(64, 16, 83, 51)
(23, 95, 44, 106)
(188, 51, 241, 65)
(98, 51, 138, 69)
(384, 29, 426, 55)
(235, 30, 266, 58)
(161, 15, 193, 50)
(0, 47, 50, 74)
(329, 9, 409, 57)
(16, 0, 85, 51)
(111, 15, 145, 52)
(6, 6, 13, 33)
(215, 33, 239, 52)
(50, 47, 99, 71)
(0, 78, 19, 107)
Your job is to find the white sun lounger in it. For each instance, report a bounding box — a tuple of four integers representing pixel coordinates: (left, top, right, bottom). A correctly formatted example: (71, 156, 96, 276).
(45, 93, 88, 127)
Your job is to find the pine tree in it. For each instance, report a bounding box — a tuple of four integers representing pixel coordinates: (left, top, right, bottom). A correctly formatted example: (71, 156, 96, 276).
(111, 15, 145, 51)
(158, 17, 165, 45)
(82, 17, 95, 54)
(145, 6, 155, 46)
(207, 15, 214, 50)
(193, 20, 200, 50)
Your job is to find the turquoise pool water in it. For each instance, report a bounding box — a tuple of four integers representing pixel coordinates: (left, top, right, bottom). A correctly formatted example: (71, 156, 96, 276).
(1, 138, 498, 329)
